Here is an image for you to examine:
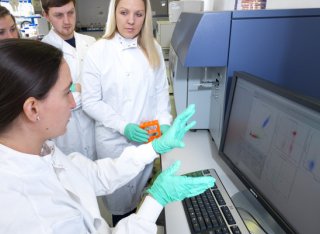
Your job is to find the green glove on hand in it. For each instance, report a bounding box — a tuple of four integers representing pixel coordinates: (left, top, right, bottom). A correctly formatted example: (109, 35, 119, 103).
(124, 123, 149, 143)
(160, 124, 170, 135)
(147, 161, 215, 206)
(152, 104, 196, 154)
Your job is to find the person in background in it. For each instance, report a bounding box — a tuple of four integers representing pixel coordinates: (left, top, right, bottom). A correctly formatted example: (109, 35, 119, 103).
(0, 38, 215, 234)
(0, 5, 19, 39)
(82, 0, 172, 225)
(41, 0, 96, 160)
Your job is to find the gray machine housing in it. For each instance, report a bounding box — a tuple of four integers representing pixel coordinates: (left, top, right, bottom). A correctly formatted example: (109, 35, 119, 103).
(169, 8, 320, 148)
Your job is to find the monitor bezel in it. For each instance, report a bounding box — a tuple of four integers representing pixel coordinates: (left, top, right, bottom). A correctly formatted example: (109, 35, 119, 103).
(219, 71, 320, 234)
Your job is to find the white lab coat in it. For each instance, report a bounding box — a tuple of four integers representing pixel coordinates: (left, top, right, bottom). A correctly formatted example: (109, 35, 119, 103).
(0, 141, 163, 234)
(42, 29, 97, 160)
(82, 33, 172, 214)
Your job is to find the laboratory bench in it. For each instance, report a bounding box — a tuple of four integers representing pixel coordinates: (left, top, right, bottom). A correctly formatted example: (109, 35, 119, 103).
(161, 130, 285, 234)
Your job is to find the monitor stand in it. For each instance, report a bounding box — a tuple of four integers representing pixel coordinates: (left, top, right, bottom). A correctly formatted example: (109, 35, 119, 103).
(232, 190, 286, 234)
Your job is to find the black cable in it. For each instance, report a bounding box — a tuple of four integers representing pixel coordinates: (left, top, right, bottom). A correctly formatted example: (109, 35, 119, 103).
(237, 206, 269, 234)
(20, 20, 32, 28)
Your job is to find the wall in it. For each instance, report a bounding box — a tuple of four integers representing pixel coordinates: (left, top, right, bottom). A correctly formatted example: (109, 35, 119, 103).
(267, 0, 320, 9)
(76, 0, 171, 27)
(214, 0, 235, 10)
(151, 0, 168, 16)
(213, 0, 320, 11)
(76, 0, 109, 28)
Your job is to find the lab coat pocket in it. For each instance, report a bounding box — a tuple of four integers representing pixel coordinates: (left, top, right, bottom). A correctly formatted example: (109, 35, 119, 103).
(143, 91, 157, 121)
(52, 213, 89, 234)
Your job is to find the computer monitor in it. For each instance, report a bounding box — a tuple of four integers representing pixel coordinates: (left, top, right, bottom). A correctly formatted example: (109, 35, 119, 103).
(219, 71, 320, 233)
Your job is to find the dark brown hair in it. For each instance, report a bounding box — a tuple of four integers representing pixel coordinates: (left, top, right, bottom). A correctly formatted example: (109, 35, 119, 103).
(41, 0, 76, 14)
(0, 39, 63, 132)
(0, 5, 16, 23)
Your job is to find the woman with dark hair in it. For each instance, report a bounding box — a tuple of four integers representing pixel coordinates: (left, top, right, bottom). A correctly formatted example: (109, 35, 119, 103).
(0, 39, 215, 233)
(0, 6, 19, 39)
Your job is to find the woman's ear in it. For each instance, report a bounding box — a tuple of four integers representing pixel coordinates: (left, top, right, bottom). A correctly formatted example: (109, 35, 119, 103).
(23, 97, 40, 122)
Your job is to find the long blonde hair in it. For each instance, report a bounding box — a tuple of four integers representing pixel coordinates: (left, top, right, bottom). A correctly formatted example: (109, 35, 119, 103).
(103, 0, 160, 69)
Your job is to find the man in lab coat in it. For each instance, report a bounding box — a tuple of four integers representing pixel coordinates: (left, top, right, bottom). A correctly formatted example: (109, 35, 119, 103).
(41, 0, 96, 160)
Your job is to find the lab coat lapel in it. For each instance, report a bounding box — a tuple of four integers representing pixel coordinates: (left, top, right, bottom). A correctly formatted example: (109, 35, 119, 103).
(50, 147, 82, 204)
(74, 32, 91, 56)
(50, 144, 103, 229)
(61, 37, 77, 57)
(45, 29, 76, 57)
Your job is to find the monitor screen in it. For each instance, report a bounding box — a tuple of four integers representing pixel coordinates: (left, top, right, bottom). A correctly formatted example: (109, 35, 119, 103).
(219, 71, 320, 233)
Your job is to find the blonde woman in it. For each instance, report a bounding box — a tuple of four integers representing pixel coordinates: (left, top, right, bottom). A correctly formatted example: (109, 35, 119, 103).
(82, 0, 172, 226)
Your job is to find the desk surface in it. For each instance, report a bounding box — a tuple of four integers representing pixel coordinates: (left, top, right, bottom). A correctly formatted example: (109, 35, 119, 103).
(161, 130, 284, 234)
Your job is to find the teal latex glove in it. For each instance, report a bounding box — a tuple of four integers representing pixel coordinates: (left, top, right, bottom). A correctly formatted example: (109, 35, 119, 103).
(152, 104, 196, 154)
(160, 124, 170, 135)
(147, 161, 215, 206)
(124, 123, 149, 143)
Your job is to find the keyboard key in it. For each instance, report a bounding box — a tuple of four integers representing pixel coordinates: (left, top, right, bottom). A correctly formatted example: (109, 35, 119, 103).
(221, 227, 231, 234)
(230, 225, 241, 234)
(182, 169, 248, 234)
(221, 206, 236, 225)
(192, 223, 201, 232)
(204, 216, 213, 228)
(213, 190, 226, 205)
(203, 169, 210, 174)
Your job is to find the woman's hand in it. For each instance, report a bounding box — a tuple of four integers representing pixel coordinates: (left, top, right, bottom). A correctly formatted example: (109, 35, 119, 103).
(152, 104, 196, 154)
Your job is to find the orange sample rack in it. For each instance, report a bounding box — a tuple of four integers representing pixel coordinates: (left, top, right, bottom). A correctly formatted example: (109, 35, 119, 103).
(140, 120, 161, 142)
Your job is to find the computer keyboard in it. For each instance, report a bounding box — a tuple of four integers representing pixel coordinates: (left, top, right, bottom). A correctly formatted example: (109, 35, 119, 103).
(182, 169, 249, 234)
